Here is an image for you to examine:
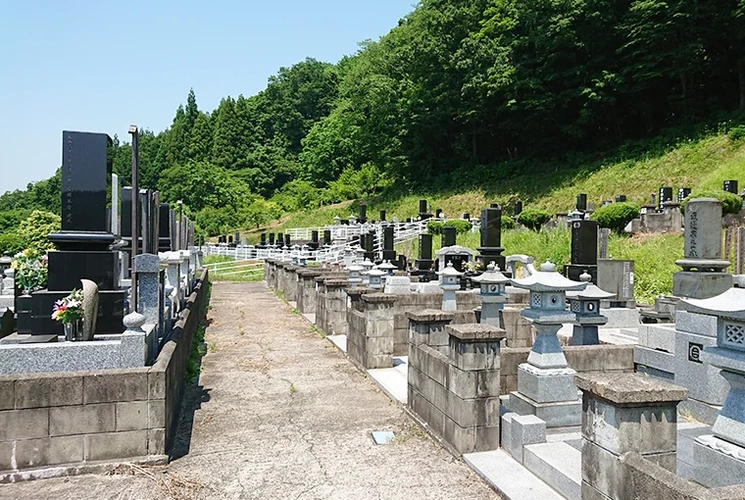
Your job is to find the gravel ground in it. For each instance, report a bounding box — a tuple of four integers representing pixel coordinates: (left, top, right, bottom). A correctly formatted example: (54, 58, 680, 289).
(0, 281, 499, 500)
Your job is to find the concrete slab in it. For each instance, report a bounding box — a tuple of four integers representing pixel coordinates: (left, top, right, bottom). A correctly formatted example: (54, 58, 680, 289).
(301, 313, 316, 324)
(368, 364, 408, 404)
(523, 442, 581, 500)
(327, 334, 347, 353)
(464, 450, 564, 500)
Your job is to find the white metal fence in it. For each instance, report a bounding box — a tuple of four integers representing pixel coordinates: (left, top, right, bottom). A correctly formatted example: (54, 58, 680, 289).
(205, 220, 429, 263)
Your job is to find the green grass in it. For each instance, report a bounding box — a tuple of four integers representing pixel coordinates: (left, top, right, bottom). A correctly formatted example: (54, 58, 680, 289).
(397, 227, 682, 305)
(203, 255, 264, 282)
(242, 131, 745, 243)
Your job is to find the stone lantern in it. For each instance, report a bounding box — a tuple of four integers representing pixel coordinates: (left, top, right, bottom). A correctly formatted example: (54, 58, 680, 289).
(299, 245, 309, 267)
(684, 288, 745, 486)
(367, 266, 387, 291)
(349, 214, 357, 225)
(566, 271, 615, 345)
(437, 262, 463, 311)
(471, 262, 510, 326)
(378, 260, 397, 276)
(347, 263, 364, 289)
(333, 216, 341, 226)
(361, 258, 374, 285)
(507, 260, 587, 427)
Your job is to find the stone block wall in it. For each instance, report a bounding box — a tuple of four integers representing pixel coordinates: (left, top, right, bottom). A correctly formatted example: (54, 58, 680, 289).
(0, 269, 209, 476)
(407, 312, 505, 455)
(499, 344, 634, 395)
(391, 291, 480, 355)
(346, 292, 397, 369)
(315, 278, 349, 336)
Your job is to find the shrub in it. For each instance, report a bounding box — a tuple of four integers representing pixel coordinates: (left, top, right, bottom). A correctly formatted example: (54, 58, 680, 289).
(0, 231, 26, 255)
(592, 202, 640, 232)
(18, 210, 60, 253)
(501, 215, 515, 230)
(680, 190, 743, 216)
(729, 125, 745, 141)
(427, 220, 444, 235)
(443, 219, 473, 234)
(517, 208, 552, 231)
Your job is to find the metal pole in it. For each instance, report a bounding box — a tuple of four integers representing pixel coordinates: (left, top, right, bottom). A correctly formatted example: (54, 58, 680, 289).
(129, 125, 139, 311)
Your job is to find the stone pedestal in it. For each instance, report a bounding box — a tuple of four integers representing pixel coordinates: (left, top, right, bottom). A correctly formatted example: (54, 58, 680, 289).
(576, 373, 687, 500)
(672, 271, 732, 299)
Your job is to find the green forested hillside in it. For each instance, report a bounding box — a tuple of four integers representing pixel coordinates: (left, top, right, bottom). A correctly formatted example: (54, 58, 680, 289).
(2, 0, 745, 242)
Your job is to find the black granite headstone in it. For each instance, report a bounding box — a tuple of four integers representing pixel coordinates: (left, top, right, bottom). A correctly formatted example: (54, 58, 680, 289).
(269, 233, 276, 246)
(463, 213, 470, 220)
(158, 203, 171, 252)
(379, 210, 386, 222)
(285, 234, 291, 247)
(615, 195, 627, 203)
(383, 225, 396, 262)
(724, 180, 739, 194)
(565, 220, 598, 282)
(678, 188, 691, 202)
(514, 201, 523, 216)
(311, 231, 319, 244)
(415, 233, 434, 272)
(228, 235, 233, 244)
(419, 200, 427, 215)
(576, 194, 588, 212)
(323, 230, 331, 246)
(435, 208, 442, 218)
(477, 206, 506, 270)
(359, 204, 367, 224)
(442, 226, 457, 247)
(658, 186, 673, 209)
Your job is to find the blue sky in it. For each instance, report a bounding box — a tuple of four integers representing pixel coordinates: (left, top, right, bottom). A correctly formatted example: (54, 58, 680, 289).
(0, 0, 416, 193)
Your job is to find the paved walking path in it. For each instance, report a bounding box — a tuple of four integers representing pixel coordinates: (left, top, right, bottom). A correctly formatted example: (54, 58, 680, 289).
(0, 282, 498, 500)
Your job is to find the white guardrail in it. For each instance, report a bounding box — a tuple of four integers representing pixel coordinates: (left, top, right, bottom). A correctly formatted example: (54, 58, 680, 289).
(204, 221, 429, 263)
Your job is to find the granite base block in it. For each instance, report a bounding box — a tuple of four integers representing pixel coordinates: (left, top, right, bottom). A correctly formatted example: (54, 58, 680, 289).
(0, 327, 151, 375)
(634, 345, 676, 376)
(30, 289, 126, 335)
(674, 330, 728, 406)
(675, 310, 717, 336)
(507, 391, 581, 428)
(517, 365, 579, 404)
(600, 308, 641, 328)
(691, 436, 745, 488)
(677, 398, 721, 426)
(673, 271, 733, 300)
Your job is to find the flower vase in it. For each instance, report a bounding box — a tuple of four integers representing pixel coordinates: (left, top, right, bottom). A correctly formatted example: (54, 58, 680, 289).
(63, 320, 83, 342)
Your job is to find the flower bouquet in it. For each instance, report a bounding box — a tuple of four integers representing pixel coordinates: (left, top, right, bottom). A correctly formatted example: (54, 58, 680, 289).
(12, 249, 48, 293)
(52, 289, 84, 341)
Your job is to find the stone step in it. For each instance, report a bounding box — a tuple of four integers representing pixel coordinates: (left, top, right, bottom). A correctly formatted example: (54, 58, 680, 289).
(464, 449, 565, 500)
(523, 441, 581, 499)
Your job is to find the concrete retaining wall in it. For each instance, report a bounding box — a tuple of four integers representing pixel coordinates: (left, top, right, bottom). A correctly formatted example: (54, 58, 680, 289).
(0, 268, 210, 476)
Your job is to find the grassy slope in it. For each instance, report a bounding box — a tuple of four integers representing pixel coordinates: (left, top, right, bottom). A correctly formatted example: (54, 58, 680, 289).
(269, 133, 745, 231)
(243, 132, 745, 303)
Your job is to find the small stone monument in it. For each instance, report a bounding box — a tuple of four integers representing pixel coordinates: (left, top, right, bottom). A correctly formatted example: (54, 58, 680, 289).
(347, 263, 364, 289)
(477, 205, 506, 270)
(438, 262, 463, 311)
(436, 245, 475, 274)
(507, 261, 587, 427)
(673, 198, 731, 299)
(685, 288, 745, 487)
(567, 271, 614, 345)
(367, 266, 386, 291)
(81, 279, 99, 341)
(471, 262, 510, 326)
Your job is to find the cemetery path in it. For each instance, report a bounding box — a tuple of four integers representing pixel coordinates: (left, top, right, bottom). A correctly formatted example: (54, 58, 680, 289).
(0, 281, 498, 500)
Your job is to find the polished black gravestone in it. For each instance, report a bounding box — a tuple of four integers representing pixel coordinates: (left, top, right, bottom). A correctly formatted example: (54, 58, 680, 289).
(269, 233, 276, 246)
(723, 180, 739, 194)
(379, 210, 386, 222)
(442, 226, 457, 248)
(678, 188, 691, 202)
(359, 204, 367, 224)
(658, 186, 673, 210)
(415, 233, 434, 272)
(382, 225, 396, 263)
(615, 195, 627, 203)
(323, 230, 331, 246)
(276, 233, 284, 247)
(309, 230, 319, 250)
(514, 201, 523, 216)
(158, 203, 171, 252)
(364, 230, 375, 262)
(32, 131, 126, 335)
(477, 205, 506, 270)
(285, 234, 291, 247)
(564, 219, 598, 283)
(576, 194, 588, 212)
(419, 199, 432, 220)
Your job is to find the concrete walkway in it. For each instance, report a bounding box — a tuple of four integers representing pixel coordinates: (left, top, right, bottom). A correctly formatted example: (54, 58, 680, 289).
(0, 282, 498, 500)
